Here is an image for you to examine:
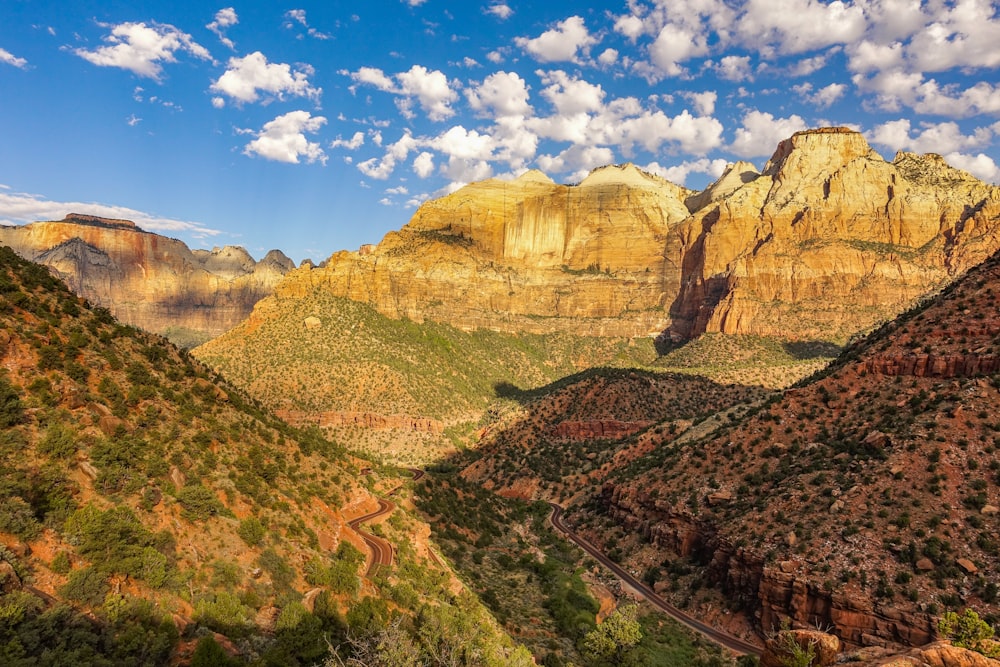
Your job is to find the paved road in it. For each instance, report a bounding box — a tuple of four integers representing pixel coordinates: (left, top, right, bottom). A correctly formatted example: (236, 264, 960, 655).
(348, 498, 395, 577)
(548, 502, 762, 657)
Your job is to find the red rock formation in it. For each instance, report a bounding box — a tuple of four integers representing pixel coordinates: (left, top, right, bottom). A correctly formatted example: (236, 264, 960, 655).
(551, 419, 651, 441)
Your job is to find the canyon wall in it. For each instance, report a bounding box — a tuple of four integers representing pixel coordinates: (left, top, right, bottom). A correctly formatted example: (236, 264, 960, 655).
(276, 128, 1000, 343)
(0, 214, 293, 345)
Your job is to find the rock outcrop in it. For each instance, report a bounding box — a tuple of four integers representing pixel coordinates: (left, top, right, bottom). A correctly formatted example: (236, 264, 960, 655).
(270, 128, 1000, 343)
(279, 163, 691, 337)
(665, 127, 1000, 343)
(0, 214, 293, 345)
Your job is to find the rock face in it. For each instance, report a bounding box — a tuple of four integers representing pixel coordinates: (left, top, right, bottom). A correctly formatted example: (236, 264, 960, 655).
(665, 127, 1000, 342)
(271, 128, 1000, 343)
(281, 163, 691, 337)
(0, 214, 293, 344)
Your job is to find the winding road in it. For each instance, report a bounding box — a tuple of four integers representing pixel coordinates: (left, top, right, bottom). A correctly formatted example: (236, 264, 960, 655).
(347, 469, 425, 577)
(548, 502, 762, 657)
(348, 498, 395, 577)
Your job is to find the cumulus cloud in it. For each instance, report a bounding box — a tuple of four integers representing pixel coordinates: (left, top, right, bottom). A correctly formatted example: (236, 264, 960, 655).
(485, 2, 513, 20)
(242, 110, 327, 164)
(207, 7, 238, 50)
(74, 21, 211, 80)
(0, 47, 27, 69)
(465, 71, 532, 117)
(515, 16, 598, 63)
(729, 110, 808, 157)
(330, 131, 365, 149)
(869, 119, 993, 155)
(791, 82, 846, 108)
(413, 151, 435, 177)
(211, 52, 321, 105)
(538, 145, 616, 182)
(0, 190, 221, 237)
(714, 55, 753, 82)
(643, 157, 729, 185)
(682, 90, 717, 116)
(735, 0, 867, 56)
(344, 64, 458, 121)
(943, 152, 1000, 184)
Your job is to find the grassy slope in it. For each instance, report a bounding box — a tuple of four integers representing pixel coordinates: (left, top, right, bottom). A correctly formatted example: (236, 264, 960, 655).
(0, 247, 526, 666)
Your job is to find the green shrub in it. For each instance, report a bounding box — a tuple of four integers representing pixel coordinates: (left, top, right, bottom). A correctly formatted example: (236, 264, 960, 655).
(237, 516, 267, 546)
(176, 485, 226, 521)
(59, 566, 110, 607)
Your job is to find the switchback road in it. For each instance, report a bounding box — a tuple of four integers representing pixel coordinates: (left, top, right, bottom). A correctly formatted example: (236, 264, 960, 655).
(548, 503, 762, 657)
(348, 498, 395, 577)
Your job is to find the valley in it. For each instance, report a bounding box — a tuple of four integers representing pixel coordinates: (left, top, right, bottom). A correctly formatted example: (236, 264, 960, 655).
(2, 128, 1000, 666)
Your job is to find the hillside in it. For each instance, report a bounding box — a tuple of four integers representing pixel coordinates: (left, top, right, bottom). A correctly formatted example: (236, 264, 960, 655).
(193, 290, 657, 464)
(502, 247, 1000, 651)
(268, 127, 1000, 345)
(0, 246, 531, 665)
(0, 213, 293, 347)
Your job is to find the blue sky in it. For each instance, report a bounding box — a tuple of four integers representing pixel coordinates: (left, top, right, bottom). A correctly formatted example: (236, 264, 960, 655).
(1, 0, 999, 263)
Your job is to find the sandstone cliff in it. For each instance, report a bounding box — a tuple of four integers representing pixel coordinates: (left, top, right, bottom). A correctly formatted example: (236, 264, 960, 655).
(274, 128, 1000, 343)
(0, 213, 293, 345)
(666, 127, 1000, 342)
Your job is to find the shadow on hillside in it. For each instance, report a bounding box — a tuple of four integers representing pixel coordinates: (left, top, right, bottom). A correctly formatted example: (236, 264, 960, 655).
(493, 366, 695, 406)
(782, 340, 842, 360)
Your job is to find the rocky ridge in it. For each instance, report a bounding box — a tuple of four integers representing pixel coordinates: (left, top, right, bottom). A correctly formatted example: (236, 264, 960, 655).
(0, 213, 293, 346)
(270, 127, 1000, 344)
(587, 246, 1000, 650)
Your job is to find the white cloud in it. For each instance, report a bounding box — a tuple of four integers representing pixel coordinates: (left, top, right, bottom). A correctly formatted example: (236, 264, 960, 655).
(598, 48, 618, 67)
(787, 53, 830, 77)
(729, 110, 808, 157)
(682, 90, 717, 116)
(485, 2, 513, 20)
(242, 110, 327, 164)
(442, 157, 493, 183)
(514, 16, 598, 64)
(403, 0, 427, 5)
(211, 52, 321, 105)
(386, 186, 409, 195)
(735, 0, 867, 56)
(0, 47, 27, 69)
(943, 152, 1000, 184)
(643, 157, 729, 185)
(126, 114, 142, 126)
(0, 190, 222, 237)
(538, 145, 616, 182)
(792, 82, 846, 108)
(330, 131, 365, 149)
(284, 9, 331, 39)
(413, 151, 435, 177)
(869, 119, 993, 155)
(345, 65, 458, 121)
(74, 21, 211, 80)
(715, 55, 752, 82)
(466, 71, 532, 117)
(207, 7, 238, 50)
(397, 65, 459, 121)
(649, 22, 709, 76)
(538, 70, 605, 115)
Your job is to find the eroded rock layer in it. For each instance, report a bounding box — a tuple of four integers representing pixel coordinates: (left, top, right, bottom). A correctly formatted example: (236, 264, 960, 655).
(279, 128, 1000, 343)
(0, 214, 292, 344)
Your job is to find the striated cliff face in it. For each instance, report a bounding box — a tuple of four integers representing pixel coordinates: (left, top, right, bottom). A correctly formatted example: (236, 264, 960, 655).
(272, 128, 1000, 343)
(0, 213, 293, 345)
(280, 163, 693, 337)
(666, 127, 1000, 342)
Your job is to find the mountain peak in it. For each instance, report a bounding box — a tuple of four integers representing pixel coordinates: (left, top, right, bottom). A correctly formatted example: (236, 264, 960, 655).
(762, 126, 875, 179)
(514, 169, 554, 184)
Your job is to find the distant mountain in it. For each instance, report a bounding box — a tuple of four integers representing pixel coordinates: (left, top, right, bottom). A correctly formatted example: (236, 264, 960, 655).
(270, 127, 1000, 347)
(0, 213, 294, 347)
